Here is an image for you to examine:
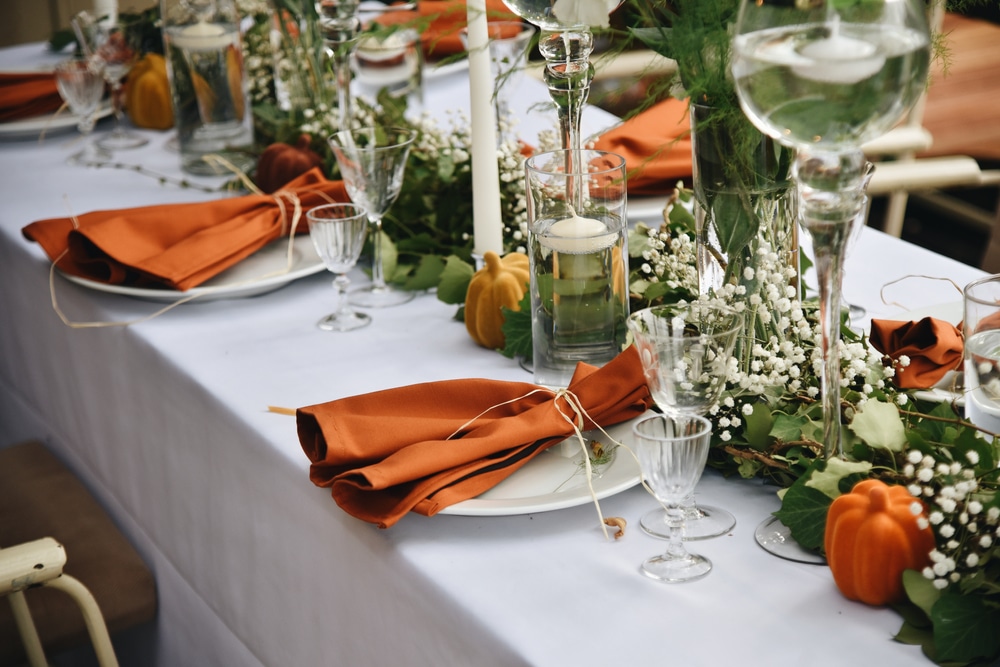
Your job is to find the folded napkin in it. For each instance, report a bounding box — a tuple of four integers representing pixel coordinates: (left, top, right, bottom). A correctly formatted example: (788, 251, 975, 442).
(373, 0, 520, 60)
(297, 346, 654, 528)
(22, 168, 347, 291)
(0, 72, 63, 123)
(592, 97, 692, 196)
(869, 317, 964, 389)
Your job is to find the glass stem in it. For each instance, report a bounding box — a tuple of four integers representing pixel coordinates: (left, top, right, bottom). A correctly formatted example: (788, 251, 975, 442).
(665, 506, 687, 559)
(110, 81, 124, 134)
(794, 148, 867, 459)
(538, 29, 594, 210)
(369, 216, 387, 291)
(334, 274, 351, 317)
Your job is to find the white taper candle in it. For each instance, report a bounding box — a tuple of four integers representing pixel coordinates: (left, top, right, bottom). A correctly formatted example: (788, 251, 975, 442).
(466, 0, 504, 257)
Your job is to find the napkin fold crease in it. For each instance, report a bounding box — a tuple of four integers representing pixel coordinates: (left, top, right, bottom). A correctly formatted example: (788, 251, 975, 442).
(869, 317, 964, 389)
(0, 72, 63, 123)
(22, 168, 347, 291)
(297, 347, 654, 528)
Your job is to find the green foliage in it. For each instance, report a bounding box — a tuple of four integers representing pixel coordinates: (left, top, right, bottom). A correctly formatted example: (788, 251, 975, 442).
(499, 292, 533, 361)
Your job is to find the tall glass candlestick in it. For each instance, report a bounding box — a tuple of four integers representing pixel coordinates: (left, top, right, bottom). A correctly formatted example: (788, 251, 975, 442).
(318, 0, 361, 131)
(501, 0, 622, 201)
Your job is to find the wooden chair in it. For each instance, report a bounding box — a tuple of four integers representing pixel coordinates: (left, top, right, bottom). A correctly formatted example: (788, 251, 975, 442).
(0, 441, 157, 667)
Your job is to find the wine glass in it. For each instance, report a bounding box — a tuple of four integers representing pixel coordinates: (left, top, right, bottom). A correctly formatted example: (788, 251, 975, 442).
(633, 413, 714, 583)
(627, 303, 741, 541)
(318, 0, 362, 132)
(307, 203, 371, 331)
(732, 0, 930, 460)
(53, 58, 111, 166)
(327, 126, 415, 308)
(91, 19, 148, 151)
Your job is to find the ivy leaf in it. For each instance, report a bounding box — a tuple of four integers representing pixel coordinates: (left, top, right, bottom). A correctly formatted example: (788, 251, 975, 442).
(902, 569, 941, 619)
(435, 255, 475, 305)
(849, 400, 906, 452)
(932, 591, 1000, 663)
(500, 292, 532, 360)
(402, 254, 445, 291)
(806, 457, 873, 499)
(771, 412, 808, 444)
(743, 402, 773, 450)
(773, 478, 831, 551)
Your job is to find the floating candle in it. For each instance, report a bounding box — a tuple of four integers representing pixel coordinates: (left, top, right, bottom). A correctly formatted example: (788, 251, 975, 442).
(793, 19, 885, 85)
(541, 213, 617, 253)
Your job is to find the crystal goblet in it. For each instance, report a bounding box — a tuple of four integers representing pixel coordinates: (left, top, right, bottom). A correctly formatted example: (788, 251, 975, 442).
(53, 58, 111, 166)
(633, 413, 714, 583)
(627, 303, 740, 541)
(328, 126, 415, 308)
(307, 203, 371, 332)
(91, 19, 148, 151)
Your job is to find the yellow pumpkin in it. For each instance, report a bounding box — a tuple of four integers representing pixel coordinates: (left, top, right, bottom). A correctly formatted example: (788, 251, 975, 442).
(465, 251, 530, 350)
(126, 53, 174, 130)
(824, 478, 936, 606)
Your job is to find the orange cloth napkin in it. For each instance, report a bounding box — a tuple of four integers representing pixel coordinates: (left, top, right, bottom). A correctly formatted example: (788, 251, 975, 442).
(0, 72, 63, 123)
(298, 346, 654, 528)
(592, 97, 693, 196)
(373, 0, 520, 60)
(869, 317, 964, 389)
(22, 168, 347, 291)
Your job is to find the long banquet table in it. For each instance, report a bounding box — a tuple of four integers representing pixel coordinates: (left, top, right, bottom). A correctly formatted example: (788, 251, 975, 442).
(0, 40, 989, 667)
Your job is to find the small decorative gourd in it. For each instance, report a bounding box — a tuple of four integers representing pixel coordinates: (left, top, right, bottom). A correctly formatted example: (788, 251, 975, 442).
(255, 134, 324, 194)
(464, 251, 530, 350)
(824, 478, 937, 606)
(125, 53, 174, 130)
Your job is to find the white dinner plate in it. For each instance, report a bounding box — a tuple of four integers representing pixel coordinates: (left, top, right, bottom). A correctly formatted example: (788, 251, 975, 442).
(61, 237, 325, 303)
(627, 195, 671, 224)
(423, 57, 468, 81)
(0, 102, 113, 141)
(439, 412, 651, 516)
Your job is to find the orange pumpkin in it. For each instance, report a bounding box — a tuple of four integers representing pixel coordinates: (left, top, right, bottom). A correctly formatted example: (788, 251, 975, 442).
(824, 478, 937, 606)
(255, 135, 325, 194)
(126, 53, 174, 130)
(464, 251, 529, 350)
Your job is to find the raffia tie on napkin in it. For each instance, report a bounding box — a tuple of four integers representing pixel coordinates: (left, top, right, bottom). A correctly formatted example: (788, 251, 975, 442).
(297, 346, 654, 528)
(591, 97, 692, 196)
(0, 72, 63, 123)
(869, 317, 964, 390)
(22, 167, 347, 291)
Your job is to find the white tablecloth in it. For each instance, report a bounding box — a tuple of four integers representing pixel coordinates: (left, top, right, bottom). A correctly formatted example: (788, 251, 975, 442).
(0, 41, 986, 667)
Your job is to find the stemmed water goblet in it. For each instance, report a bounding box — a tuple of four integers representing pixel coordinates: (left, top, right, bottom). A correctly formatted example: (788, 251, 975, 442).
(731, 0, 930, 559)
(307, 203, 372, 331)
(627, 303, 741, 541)
(633, 413, 714, 583)
(328, 126, 415, 308)
(53, 58, 111, 166)
(91, 19, 148, 151)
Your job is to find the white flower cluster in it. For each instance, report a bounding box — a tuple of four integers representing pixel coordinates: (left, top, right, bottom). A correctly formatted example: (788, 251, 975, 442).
(696, 233, 895, 441)
(637, 223, 699, 292)
(237, 1, 279, 105)
(903, 448, 996, 590)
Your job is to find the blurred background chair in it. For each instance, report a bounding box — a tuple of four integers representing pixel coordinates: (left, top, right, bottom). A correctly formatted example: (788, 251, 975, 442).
(0, 441, 157, 667)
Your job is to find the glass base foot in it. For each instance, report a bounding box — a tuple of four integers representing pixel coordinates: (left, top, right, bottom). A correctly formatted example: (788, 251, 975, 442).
(68, 147, 112, 166)
(754, 515, 826, 564)
(96, 131, 149, 151)
(349, 285, 414, 308)
(641, 504, 735, 541)
(317, 311, 371, 332)
(641, 552, 712, 583)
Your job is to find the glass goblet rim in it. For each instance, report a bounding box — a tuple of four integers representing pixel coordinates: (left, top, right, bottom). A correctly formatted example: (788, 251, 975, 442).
(632, 413, 712, 445)
(327, 126, 416, 152)
(306, 202, 369, 226)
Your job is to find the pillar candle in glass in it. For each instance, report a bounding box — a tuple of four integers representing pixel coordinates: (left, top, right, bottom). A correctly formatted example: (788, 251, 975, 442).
(525, 149, 629, 387)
